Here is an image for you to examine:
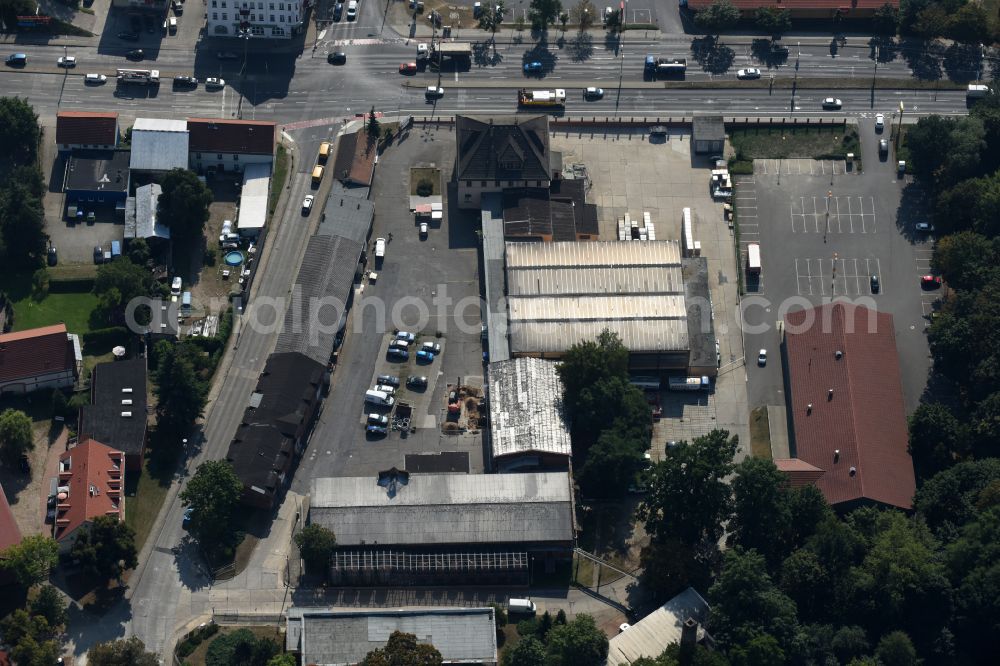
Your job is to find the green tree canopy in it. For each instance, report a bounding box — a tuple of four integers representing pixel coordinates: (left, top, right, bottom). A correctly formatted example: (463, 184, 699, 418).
(159, 168, 213, 243)
(906, 402, 963, 480)
(0, 534, 58, 588)
(501, 635, 546, 666)
(478, 0, 506, 45)
(528, 0, 563, 30)
(180, 460, 244, 550)
(154, 340, 208, 436)
(873, 2, 899, 34)
(29, 585, 67, 630)
(266, 655, 297, 666)
(570, 0, 596, 30)
(544, 614, 608, 666)
(0, 408, 34, 466)
(557, 329, 630, 414)
(70, 514, 138, 582)
(362, 630, 444, 666)
(906, 115, 986, 193)
(914, 458, 1000, 539)
(95, 256, 154, 305)
(947, 3, 989, 44)
(0, 96, 41, 166)
(575, 428, 648, 499)
(875, 630, 918, 666)
(694, 0, 740, 36)
(205, 627, 278, 666)
(943, 506, 1000, 660)
(86, 637, 161, 666)
(753, 7, 790, 38)
(0, 178, 47, 270)
(293, 523, 337, 574)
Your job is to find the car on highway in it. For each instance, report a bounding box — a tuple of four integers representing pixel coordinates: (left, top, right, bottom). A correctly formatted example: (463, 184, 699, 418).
(57, 56, 77, 68)
(5, 53, 27, 66)
(395, 331, 416, 343)
(347, 0, 358, 20)
(126, 49, 144, 60)
(523, 61, 543, 74)
(366, 424, 388, 437)
(421, 341, 441, 355)
(407, 375, 428, 389)
(377, 374, 401, 387)
(302, 194, 315, 213)
(417, 42, 429, 59)
(757, 349, 767, 366)
(117, 31, 140, 41)
(915, 222, 935, 232)
(85, 73, 107, 84)
(736, 67, 761, 80)
(822, 97, 842, 109)
(328, 51, 347, 64)
(584, 86, 604, 100)
(367, 413, 389, 426)
(875, 113, 885, 131)
(217, 51, 239, 60)
(425, 85, 444, 99)
(387, 347, 409, 361)
(205, 77, 225, 89)
(419, 221, 429, 237)
(416, 349, 435, 363)
(879, 139, 889, 158)
(173, 75, 198, 88)
(921, 275, 943, 289)
(399, 61, 417, 74)
(870, 274, 880, 293)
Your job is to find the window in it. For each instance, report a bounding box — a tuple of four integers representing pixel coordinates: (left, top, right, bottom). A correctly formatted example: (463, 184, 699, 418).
(466, 180, 472, 187)
(217, 153, 223, 159)
(233, 154, 239, 161)
(223, 12, 228, 19)
(271, 14, 275, 21)
(269, 2, 274, 7)
(494, 180, 499, 187)
(536, 180, 542, 187)
(196, 153, 202, 159)
(220, 1, 226, 6)
(480, 181, 486, 187)
(212, 0, 217, 6)
(508, 181, 513, 186)
(213, 11, 218, 18)
(253, 24, 264, 34)
(258, 1, 263, 8)
(279, 1, 284, 8)
(279, 15, 284, 21)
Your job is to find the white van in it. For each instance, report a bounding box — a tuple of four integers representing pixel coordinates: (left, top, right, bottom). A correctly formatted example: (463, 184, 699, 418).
(967, 84, 989, 99)
(508, 598, 536, 615)
(365, 389, 395, 407)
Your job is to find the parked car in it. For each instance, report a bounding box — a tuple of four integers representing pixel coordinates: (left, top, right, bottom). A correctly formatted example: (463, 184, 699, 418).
(736, 67, 761, 80)
(421, 341, 441, 354)
(333, 1, 343, 20)
(389, 339, 411, 350)
(870, 274, 880, 293)
(399, 61, 417, 74)
(117, 31, 140, 41)
(57, 56, 77, 68)
(416, 350, 435, 363)
(346, 0, 358, 20)
(395, 331, 416, 343)
(367, 413, 389, 426)
(523, 61, 543, 73)
(93, 245, 104, 264)
(302, 194, 315, 213)
(172, 0, 183, 14)
(85, 73, 107, 84)
(377, 374, 400, 387)
(584, 86, 604, 100)
(205, 77, 225, 89)
(327, 51, 347, 64)
(879, 139, 889, 157)
(182, 508, 194, 528)
(419, 222, 429, 237)
(375, 384, 396, 396)
(417, 42, 429, 58)
(821, 97, 842, 109)
(757, 349, 767, 366)
(406, 375, 428, 389)
(173, 75, 198, 88)
(387, 347, 409, 361)
(47, 246, 57, 266)
(915, 222, 935, 232)
(921, 275, 943, 289)
(126, 49, 144, 60)
(171, 276, 182, 296)
(875, 113, 885, 131)
(366, 424, 388, 437)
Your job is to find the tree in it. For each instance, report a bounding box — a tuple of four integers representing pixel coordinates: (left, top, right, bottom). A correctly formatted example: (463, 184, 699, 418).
(932, 231, 999, 292)
(10, 633, 62, 666)
(206, 627, 279, 666)
(0, 534, 57, 588)
(127, 237, 152, 266)
(570, 0, 596, 30)
(873, 2, 899, 35)
(528, 0, 563, 30)
(639, 538, 708, 600)
(638, 430, 738, 548)
(362, 630, 443, 666)
(154, 340, 207, 436)
(29, 585, 67, 630)
(604, 7, 621, 32)
(708, 548, 799, 651)
(947, 3, 989, 45)
(70, 514, 138, 582)
(294, 524, 337, 574)
(86, 637, 161, 666)
(94, 256, 154, 306)
(179, 460, 243, 550)
(0, 407, 34, 466)
(51, 389, 70, 422)
(576, 429, 647, 498)
(753, 7, 790, 39)
(367, 106, 381, 143)
(906, 116, 986, 192)
(0, 179, 47, 270)
(544, 614, 608, 666)
(727, 633, 784, 666)
(914, 458, 1000, 539)
(943, 506, 1000, 660)
(907, 402, 963, 480)
(0, 608, 61, 666)
(694, 0, 740, 37)
(159, 168, 213, 243)
(478, 1, 505, 50)
(913, 5, 949, 39)
(876, 631, 918, 666)
(0, 96, 41, 165)
(729, 457, 792, 567)
(266, 655, 297, 666)
(501, 635, 546, 666)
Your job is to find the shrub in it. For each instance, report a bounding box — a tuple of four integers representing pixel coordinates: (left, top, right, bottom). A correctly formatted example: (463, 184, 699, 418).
(82, 326, 129, 349)
(416, 179, 433, 197)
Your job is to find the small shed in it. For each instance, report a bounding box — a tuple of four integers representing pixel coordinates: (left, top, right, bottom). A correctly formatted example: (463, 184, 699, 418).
(692, 116, 725, 155)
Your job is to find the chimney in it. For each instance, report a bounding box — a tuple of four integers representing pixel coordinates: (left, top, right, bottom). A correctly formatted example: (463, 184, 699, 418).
(835, 350, 843, 359)
(807, 404, 812, 414)
(681, 617, 698, 648)
(828, 388, 834, 400)
(834, 449, 840, 463)
(849, 466, 857, 477)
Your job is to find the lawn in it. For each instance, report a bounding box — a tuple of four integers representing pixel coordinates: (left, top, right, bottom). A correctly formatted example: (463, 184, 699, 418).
(181, 626, 284, 666)
(12, 291, 98, 334)
(268, 145, 290, 217)
(125, 463, 171, 554)
(409, 167, 442, 196)
(730, 124, 859, 160)
(750, 406, 773, 459)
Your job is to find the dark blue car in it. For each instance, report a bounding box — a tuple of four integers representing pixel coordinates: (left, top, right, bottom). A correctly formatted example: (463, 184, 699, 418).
(523, 61, 543, 73)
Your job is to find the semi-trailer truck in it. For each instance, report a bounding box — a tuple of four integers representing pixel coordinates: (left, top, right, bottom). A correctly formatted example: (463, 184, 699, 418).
(116, 68, 160, 85)
(518, 88, 566, 107)
(644, 56, 686, 78)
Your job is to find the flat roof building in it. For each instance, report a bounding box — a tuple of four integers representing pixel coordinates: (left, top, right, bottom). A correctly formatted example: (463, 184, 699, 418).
(130, 118, 189, 173)
(286, 608, 498, 666)
(237, 163, 270, 237)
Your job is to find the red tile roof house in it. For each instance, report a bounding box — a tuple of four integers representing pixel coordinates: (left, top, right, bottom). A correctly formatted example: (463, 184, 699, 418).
(685, 0, 897, 19)
(778, 302, 916, 511)
(187, 118, 276, 175)
(52, 439, 125, 553)
(0, 324, 82, 396)
(56, 111, 120, 152)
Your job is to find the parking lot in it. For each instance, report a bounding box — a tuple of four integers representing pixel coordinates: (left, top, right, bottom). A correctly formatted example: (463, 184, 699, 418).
(743, 118, 935, 415)
(291, 125, 486, 489)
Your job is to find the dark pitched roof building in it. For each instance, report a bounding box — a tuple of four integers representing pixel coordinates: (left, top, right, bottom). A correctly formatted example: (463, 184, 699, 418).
(502, 179, 598, 242)
(226, 352, 327, 508)
(782, 302, 915, 510)
(0, 324, 80, 395)
(187, 118, 276, 155)
(56, 111, 120, 151)
(79, 358, 148, 473)
(332, 131, 378, 188)
(456, 115, 558, 208)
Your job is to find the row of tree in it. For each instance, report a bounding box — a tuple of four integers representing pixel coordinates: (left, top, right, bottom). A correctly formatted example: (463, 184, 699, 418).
(634, 431, 1000, 663)
(0, 97, 49, 272)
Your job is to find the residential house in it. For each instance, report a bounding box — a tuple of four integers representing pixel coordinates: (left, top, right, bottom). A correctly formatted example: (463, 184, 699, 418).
(0, 324, 81, 395)
(332, 131, 378, 189)
(79, 358, 149, 473)
(56, 111, 119, 152)
(187, 118, 276, 174)
(455, 115, 558, 208)
(206, 0, 305, 39)
(53, 439, 125, 552)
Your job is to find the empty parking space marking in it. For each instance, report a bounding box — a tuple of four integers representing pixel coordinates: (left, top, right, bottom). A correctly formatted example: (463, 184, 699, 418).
(797, 256, 883, 296)
(791, 195, 876, 235)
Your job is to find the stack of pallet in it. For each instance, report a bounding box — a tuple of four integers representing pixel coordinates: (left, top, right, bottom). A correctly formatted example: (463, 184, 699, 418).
(617, 211, 657, 241)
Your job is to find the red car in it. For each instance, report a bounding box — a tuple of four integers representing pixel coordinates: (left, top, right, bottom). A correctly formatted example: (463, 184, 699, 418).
(399, 62, 417, 74)
(921, 275, 943, 289)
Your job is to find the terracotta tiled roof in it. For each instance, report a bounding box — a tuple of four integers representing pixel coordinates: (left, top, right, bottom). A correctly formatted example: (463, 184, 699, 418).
(332, 132, 377, 187)
(0, 324, 75, 385)
(54, 439, 125, 542)
(785, 303, 915, 509)
(56, 111, 118, 146)
(0, 482, 22, 553)
(687, 0, 896, 9)
(774, 458, 826, 488)
(187, 118, 276, 155)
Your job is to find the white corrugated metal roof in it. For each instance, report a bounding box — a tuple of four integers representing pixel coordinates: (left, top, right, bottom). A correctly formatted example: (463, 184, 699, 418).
(510, 320, 689, 355)
(508, 265, 684, 296)
(133, 117, 187, 132)
(606, 588, 710, 665)
(509, 294, 687, 322)
(130, 118, 189, 172)
(488, 358, 571, 459)
(506, 240, 682, 268)
(237, 163, 270, 231)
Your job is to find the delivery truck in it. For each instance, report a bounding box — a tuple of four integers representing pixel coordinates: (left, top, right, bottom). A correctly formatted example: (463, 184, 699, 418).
(668, 376, 711, 392)
(518, 88, 566, 107)
(116, 68, 160, 85)
(644, 56, 686, 79)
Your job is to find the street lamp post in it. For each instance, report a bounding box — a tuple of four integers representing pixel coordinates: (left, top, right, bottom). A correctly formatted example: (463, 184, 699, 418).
(238, 18, 251, 120)
(895, 101, 904, 151)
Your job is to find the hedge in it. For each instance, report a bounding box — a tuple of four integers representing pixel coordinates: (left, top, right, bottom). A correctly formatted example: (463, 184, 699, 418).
(82, 326, 129, 348)
(48, 278, 96, 294)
